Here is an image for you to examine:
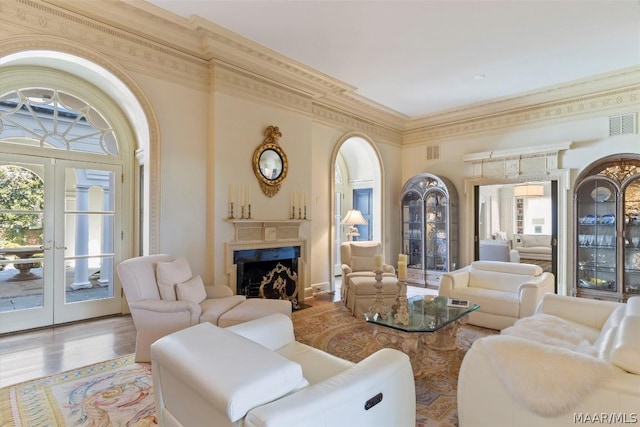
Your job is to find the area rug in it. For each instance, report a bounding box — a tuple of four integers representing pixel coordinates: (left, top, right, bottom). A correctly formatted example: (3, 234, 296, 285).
(0, 354, 156, 426)
(291, 300, 496, 427)
(0, 300, 495, 427)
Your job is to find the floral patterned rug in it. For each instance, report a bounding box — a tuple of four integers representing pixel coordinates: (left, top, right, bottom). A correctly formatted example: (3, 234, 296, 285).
(0, 300, 495, 427)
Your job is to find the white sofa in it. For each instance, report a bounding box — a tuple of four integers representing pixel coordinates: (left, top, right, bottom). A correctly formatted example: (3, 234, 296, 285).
(458, 294, 640, 427)
(151, 313, 416, 427)
(514, 234, 552, 260)
(438, 261, 554, 330)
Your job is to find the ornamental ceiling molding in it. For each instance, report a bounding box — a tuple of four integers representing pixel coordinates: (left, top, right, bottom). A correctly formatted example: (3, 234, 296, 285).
(312, 103, 402, 146)
(3, 0, 209, 91)
(402, 84, 640, 146)
(213, 63, 314, 116)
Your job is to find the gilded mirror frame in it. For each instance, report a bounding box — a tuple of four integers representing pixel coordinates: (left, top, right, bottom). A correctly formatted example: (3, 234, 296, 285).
(253, 125, 288, 197)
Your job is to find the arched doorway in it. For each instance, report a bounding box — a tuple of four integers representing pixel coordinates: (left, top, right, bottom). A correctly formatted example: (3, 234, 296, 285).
(0, 54, 146, 333)
(330, 134, 384, 293)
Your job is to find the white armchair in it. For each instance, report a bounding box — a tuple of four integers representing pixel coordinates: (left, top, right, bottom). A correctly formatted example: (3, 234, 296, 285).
(151, 314, 417, 427)
(340, 241, 395, 303)
(439, 261, 554, 330)
(116, 254, 291, 362)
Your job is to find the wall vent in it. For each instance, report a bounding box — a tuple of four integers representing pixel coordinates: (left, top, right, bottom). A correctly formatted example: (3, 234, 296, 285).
(609, 113, 636, 136)
(426, 144, 440, 160)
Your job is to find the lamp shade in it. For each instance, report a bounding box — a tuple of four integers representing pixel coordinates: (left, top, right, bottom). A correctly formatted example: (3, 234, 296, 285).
(342, 209, 368, 225)
(514, 184, 544, 197)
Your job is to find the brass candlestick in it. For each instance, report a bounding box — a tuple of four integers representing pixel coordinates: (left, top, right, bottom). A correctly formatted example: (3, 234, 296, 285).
(228, 202, 235, 219)
(241, 205, 246, 219)
(247, 204, 252, 219)
(304, 205, 307, 220)
(291, 206, 296, 220)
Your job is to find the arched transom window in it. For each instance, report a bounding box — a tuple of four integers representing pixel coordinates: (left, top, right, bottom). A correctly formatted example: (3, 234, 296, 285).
(0, 88, 118, 156)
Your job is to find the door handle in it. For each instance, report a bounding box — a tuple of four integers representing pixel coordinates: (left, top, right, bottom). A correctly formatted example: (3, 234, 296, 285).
(40, 240, 52, 250)
(55, 245, 68, 250)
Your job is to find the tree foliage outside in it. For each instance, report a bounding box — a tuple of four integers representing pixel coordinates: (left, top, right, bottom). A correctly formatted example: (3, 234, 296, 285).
(0, 165, 44, 247)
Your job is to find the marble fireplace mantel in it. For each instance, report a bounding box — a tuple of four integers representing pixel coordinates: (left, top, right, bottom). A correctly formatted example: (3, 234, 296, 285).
(225, 219, 307, 296)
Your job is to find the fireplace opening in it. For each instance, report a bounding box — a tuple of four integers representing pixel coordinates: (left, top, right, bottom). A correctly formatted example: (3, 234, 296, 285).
(234, 246, 300, 309)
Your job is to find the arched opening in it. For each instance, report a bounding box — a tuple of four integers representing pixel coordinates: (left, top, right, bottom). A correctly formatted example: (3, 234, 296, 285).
(0, 45, 154, 332)
(330, 134, 384, 294)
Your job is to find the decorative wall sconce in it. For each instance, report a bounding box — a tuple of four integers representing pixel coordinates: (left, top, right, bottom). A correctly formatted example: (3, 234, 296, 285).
(253, 125, 288, 197)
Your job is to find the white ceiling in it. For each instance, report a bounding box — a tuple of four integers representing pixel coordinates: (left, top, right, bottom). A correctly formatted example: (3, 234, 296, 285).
(145, 0, 640, 118)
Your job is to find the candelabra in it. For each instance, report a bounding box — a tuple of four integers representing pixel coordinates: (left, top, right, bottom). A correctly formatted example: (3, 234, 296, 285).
(228, 202, 235, 219)
(247, 204, 252, 219)
(368, 271, 387, 319)
(303, 205, 307, 220)
(291, 206, 296, 220)
(298, 207, 302, 220)
(241, 205, 246, 219)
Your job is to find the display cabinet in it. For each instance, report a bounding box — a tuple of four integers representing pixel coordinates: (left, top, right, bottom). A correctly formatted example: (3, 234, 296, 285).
(573, 154, 640, 302)
(400, 173, 458, 288)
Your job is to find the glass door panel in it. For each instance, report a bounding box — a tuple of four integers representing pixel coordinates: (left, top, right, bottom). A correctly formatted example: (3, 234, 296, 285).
(0, 158, 53, 332)
(624, 179, 640, 295)
(54, 163, 120, 324)
(576, 178, 617, 293)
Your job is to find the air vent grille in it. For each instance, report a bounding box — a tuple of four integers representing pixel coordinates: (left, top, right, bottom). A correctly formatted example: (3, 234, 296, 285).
(426, 144, 440, 160)
(609, 113, 636, 136)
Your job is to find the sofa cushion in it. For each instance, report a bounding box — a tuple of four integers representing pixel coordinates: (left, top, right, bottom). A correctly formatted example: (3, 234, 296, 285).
(156, 256, 193, 300)
(176, 274, 207, 304)
(450, 287, 519, 318)
(350, 256, 375, 272)
(349, 242, 380, 257)
(522, 234, 550, 247)
(199, 295, 245, 325)
(150, 322, 305, 423)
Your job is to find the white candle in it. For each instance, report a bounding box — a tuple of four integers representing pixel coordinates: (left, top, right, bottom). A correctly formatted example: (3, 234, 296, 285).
(304, 192, 307, 206)
(247, 188, 251, 205)
(374, 254, 384, 272)
(398, 261, 407, 280)
(399, 253, 408, 264)
(290, 192, 293, 208)
(229, 184, 234, 205)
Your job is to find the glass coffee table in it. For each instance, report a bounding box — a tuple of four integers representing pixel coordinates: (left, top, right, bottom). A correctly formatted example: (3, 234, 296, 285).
(365, 295, 479, 351)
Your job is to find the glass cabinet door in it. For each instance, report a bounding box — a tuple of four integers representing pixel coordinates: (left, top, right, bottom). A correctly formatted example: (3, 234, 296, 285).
(576, 179, 617, 294)
(402, 191, 423, 271)
(624, 179, 640, 295)
(424, 189, 448, 271)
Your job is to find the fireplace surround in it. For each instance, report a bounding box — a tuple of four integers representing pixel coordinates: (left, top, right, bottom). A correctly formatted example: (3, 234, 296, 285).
(226, 220, 307, 306)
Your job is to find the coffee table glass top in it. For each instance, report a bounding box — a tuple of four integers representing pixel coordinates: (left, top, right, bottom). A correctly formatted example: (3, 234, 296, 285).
(364, 295, 479, 332)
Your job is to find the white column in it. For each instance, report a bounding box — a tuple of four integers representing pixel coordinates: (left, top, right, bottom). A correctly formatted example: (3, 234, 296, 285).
(99, 174, 114, 288)
(71, 184, 91, 290)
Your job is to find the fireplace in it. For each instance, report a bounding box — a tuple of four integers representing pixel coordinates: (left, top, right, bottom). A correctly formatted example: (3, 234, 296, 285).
(234, 246, 300, 308)
(226, 219, 307, 308)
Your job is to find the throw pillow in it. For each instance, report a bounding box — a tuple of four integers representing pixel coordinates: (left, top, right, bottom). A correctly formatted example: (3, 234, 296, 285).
(156, 256, 193, 300)
(176, 274, 207, 304)
(350, 256, 375, 272)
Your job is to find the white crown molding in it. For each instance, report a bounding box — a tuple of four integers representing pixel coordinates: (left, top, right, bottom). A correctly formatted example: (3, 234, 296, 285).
(403, 82, 640, 146)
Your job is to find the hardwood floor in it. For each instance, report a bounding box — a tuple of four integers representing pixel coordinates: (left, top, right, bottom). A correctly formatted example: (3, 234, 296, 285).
(0, 315, 136, 388)
(0, 283, 433, 388)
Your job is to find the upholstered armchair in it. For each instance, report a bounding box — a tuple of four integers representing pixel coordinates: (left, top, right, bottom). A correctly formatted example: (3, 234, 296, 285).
(116, 254, 291, 362)
(439, 261, 554, 330)
(339, 241, 395, 303)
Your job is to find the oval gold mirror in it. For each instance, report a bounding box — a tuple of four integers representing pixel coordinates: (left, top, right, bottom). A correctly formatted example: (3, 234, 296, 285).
(253, 125, 288, 197)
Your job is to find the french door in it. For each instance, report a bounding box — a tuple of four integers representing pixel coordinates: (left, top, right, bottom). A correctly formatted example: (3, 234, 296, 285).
(0, 154, 122, 333)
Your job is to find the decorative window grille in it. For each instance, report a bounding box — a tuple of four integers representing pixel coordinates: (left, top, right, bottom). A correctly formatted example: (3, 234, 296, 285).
(0, 88, 118, 156)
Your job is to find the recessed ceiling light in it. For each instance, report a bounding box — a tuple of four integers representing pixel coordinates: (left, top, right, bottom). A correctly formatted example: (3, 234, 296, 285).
(474, 74, 487, 80)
